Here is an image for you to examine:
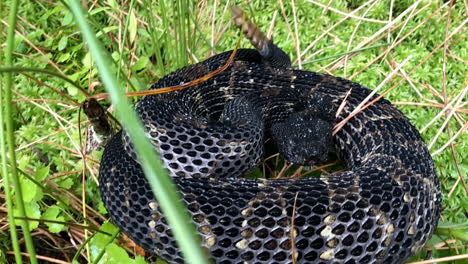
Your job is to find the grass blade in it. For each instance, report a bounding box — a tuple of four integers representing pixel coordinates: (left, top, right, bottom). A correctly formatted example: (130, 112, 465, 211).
(1, 0, 38, 263)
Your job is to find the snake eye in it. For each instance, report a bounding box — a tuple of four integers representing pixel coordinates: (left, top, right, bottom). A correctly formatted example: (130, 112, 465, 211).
(271, 111, 333, 165)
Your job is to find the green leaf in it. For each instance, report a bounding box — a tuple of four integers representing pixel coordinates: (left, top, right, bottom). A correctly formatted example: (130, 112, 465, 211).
(57, 52, 71, 63)
(20, 177, 39, 203)
(97, 201, 108, 214)
(90, 221, 120, 262)
(89, 7, 111, 16)
(111, 51, 120, 62)
(82, 52, 93, 69)
(108, 0, 118, 10)
(92, 221, 118, 249)
(62, 11, 73, 26)
(58, 36, 68, 51)
(14, 202, 40, 230)
(34, 166, 49, 181)
(15, 41, 26, 54)
(99, 243, 147, 264)
(155, 258, 169, 264)
(133, 256, 147, 264)
(40, 5, 62, 22)
(44, 37, 54, 49)
(96, 26, 119, 38)
(66, 85, 78, 96)
(17, 155, 29, 170)
(128, 10, 137, 44)
(131, 56, 149, 72)
(245, 168, 263, 179)
(102, 26, 119, 34)
(56, 178, 74, 189)
(104, 244, 132, 263)
(42, 205, 66, 233)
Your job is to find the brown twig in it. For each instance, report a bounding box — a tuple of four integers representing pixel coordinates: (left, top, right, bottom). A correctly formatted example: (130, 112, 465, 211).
(290, 192, 299, 264)
(6, 252, 70, 264)
(91, 38, 241, 100)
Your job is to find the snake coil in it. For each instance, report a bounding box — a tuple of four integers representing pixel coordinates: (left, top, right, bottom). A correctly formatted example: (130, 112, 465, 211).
(99, 6, 441, 264)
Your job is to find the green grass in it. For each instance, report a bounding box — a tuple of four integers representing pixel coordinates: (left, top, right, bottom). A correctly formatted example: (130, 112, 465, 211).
(0, 0, 466, 263)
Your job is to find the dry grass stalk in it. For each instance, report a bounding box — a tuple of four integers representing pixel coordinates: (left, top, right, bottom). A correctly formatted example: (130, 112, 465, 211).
(407, 253, 468, 264)
(333, 55, 412, 135)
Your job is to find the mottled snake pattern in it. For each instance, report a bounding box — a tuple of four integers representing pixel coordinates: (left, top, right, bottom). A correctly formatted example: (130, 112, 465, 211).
(99, 7, 441, 264)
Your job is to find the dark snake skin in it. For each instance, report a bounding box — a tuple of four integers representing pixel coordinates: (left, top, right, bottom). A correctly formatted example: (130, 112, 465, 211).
(99, 9, 441, 264)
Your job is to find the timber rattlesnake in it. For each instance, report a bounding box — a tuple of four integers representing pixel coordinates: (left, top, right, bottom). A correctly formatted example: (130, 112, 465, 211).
(99, 6, 441, 264)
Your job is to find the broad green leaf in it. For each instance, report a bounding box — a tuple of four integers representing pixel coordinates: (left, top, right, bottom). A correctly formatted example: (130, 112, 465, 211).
(66, 85, 78, 96)
(40, 5, 62, 22)
(91, 221, 119, 249)
(97, 201, 108, 214)
(27, 29, 45, 41)
(82, 52, 93, 69)
(133, 256, 147, 264)
(17, 155, 29, 170)
(90, 221, 119, 261)
(44, 37, 54, 49)
(62, 11, 73, 26)
(14, 202, 40, 230)
(111, 51, 120, 62)
(56, 178, 74, 189)
(35, 166, 50, 181)
(57, 52, 71, 63)
(20, 177, 39, 203)
(15, 41, 26, 54)
(132, 56, 149, 72)
(103, 243, 132, 263)
(155, 258, 169, 264)
(58, 36, 68, 51)
(42, 206, 66, 233)
(102, 244, 146, 264)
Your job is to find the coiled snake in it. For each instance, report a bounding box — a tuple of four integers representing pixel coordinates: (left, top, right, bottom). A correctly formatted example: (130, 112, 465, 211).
(99, 7, 441, 264)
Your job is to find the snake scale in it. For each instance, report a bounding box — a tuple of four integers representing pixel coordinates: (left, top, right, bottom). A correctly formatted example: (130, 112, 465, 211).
(99, 7, 441, 264)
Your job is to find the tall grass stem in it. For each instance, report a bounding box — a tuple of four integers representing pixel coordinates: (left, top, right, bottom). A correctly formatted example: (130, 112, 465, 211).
(1, 0, 38, 263)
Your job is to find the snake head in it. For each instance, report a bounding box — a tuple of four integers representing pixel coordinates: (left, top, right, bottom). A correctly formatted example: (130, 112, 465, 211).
(271, 111, 334, 166)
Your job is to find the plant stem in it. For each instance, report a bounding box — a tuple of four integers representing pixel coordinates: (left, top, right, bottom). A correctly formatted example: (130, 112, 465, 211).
(1, 0, 38, 263)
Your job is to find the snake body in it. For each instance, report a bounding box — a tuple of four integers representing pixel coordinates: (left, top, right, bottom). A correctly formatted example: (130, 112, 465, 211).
(99, 7, 441, 264)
